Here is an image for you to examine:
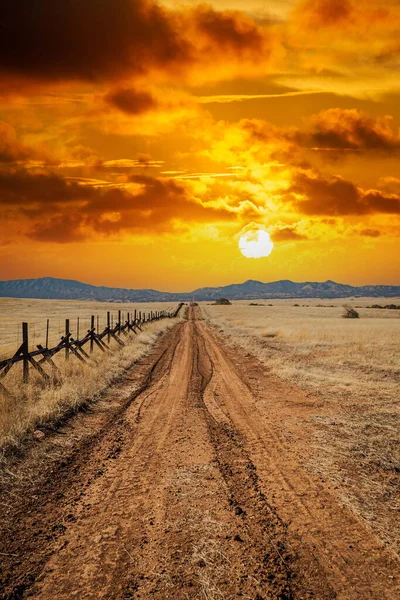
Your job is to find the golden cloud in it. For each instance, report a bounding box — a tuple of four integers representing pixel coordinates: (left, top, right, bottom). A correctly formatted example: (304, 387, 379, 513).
(290, 171, 400, 216)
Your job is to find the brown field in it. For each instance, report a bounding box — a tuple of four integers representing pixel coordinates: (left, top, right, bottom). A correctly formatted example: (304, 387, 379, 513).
(0, 301, 398, 599)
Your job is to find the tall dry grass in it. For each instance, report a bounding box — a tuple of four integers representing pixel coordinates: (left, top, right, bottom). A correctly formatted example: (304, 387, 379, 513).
(0, 299, 182, 454)
(0, 298, 178, 359)
(202, 298, 399, 397)
(202, 298, 400, 551)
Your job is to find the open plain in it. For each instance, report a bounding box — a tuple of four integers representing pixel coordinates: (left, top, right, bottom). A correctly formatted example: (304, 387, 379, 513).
(0, 302, 398, 599)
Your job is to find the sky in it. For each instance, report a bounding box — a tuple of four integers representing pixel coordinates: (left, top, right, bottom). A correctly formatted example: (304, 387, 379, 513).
(0, 0, 399, 291)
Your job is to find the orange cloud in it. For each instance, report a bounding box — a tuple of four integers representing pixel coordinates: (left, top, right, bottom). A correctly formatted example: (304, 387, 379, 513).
(197, 109, 400, 178)
(360, 228, 381, 238)
(284, 0, 400, 99)
(301, 109, 400, 151)
(104, 88, 158, 115)
(0, 168, 238, 242)
(270, 225, 308, 241)
(292, 0, 354, 29)
(190, 5, 269, 58)
(0, 122, 33, 162)
(293, 0, 397, 31)
(290, 172, 400, 216)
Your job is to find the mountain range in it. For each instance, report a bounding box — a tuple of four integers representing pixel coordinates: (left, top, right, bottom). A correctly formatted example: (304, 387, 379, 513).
(0, 277, 399, 301)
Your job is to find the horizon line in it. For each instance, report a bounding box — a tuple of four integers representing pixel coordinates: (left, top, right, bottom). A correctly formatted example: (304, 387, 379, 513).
(0, 275, 399, 294)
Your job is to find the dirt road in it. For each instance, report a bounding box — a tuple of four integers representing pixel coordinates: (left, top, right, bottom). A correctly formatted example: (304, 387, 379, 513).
(0, 307, 398, 599)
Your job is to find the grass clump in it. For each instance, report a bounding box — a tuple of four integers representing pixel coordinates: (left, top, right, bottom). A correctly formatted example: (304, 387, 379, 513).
(212, 298, 232, 305)
(0, 316, 181, 453)
(342, 305, 360, 319)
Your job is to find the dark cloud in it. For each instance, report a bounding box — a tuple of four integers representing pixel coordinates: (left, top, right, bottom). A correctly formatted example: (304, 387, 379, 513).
(0, 169, 95, 206)
(236, 110, 400, 167)
(0, 0, 188, 84)
(86, 174, 235, 234)
(0, 0, 275, 87)
(294, 0, 395, 33)
(291, 172, 400, 215)
(29, 214, 87, 243)
(360, 228, 381, 237)
(272, 226, 308, 241)
(0, 122, 32, 162)
(294, 0, 353, 28)
(301, 109, 400, 151)
(194, 6, 265, 54)
(104, 88, 157, 115)
(363, 190, 400, 214)
(0, 169, 235, 242)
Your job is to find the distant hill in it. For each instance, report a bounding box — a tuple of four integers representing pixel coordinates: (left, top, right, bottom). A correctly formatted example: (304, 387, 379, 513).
(0, 277, 177, 302)
(0, 276, 399, 301)
(192, 279, 400, 300)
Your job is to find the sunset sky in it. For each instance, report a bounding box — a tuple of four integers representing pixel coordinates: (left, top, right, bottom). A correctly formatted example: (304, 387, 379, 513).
(0, 0, 399, 290)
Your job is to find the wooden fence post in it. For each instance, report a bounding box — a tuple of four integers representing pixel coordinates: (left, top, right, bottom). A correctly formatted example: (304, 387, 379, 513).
(65, 319, 70, 361)
(45, 318, 49, 349)
(90, 315, 95, 353)
(107, 311, 111, 343)
(118, 310, 121, 336)
(22, 322, 29, 383)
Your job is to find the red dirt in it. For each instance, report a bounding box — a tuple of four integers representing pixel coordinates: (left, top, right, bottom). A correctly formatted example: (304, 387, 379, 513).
(0, 306, 398, 599)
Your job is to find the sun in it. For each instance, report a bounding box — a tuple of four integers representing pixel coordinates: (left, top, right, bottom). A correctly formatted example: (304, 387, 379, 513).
(239, 229, 274, 259)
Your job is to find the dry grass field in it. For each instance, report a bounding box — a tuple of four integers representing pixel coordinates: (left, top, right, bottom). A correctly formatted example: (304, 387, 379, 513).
(0, 298, 182, 454)
(202, 298, 400, 553)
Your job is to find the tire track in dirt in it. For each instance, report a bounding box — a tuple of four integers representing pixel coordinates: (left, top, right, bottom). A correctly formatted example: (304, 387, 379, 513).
(21, 310, 303, 600)
(0, 307, 398, 599)
(193, 328, 309, 600)
(0, 324, 183, 600)
(195, 313, 399, 600)
(28, 316, 195, 599)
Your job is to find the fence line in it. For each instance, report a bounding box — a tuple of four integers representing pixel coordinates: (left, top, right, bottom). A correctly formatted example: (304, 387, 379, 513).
(0, 303, 184, 395)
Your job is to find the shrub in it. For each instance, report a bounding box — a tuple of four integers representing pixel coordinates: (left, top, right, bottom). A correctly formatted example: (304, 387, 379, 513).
(212, 298, 232, 305)
(342, 305, 360, 319)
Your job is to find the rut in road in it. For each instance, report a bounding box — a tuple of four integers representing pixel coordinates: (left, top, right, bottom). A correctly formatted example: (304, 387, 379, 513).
(0, 307, 398, 599)
(18, 308, 301, 600)
(195, 314, 399, 600)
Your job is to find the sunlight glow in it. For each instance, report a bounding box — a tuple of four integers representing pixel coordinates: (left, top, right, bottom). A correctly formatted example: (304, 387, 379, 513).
(239, 229, 274, 259)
